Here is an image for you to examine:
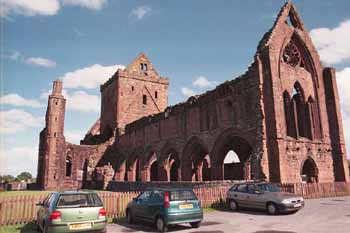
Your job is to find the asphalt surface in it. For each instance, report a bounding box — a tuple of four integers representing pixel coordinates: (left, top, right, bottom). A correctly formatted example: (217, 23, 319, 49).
(107, 196, 350, 233)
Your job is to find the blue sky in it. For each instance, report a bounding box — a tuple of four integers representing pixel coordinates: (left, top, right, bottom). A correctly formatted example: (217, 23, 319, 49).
(1, 0, 350, 176)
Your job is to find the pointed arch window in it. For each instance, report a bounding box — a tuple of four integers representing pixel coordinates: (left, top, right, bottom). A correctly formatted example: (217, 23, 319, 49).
(283, 82, 315, 140)
(66, 157, 72, 177)
(283, 91, 297, 138)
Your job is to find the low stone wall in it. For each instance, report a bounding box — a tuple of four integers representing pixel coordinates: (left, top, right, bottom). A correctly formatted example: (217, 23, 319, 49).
(107, 180, 245, 192)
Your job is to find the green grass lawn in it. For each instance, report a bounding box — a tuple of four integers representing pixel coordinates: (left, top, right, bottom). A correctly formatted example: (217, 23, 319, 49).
(0, 191, 50, 197)
(0, 222, 37, 233)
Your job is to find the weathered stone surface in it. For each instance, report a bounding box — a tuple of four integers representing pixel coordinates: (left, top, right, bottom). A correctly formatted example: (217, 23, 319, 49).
(37, 2, 349, 190)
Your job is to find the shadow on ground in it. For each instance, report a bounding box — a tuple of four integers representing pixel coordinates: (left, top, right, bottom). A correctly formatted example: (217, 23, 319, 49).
(111, 217, 223, 233)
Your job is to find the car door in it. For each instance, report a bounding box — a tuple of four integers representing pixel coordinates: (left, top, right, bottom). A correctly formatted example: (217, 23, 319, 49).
(246, 184, 265, 209)
(37, 193, 52, 228)
(133, 191, 152, 221)
(146, 190, 163, 222)
(232, 184, 249, 207)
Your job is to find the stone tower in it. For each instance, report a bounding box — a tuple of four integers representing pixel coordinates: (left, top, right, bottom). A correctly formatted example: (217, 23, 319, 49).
(37, 80, 66, 190)
(100, 53, 169, 135)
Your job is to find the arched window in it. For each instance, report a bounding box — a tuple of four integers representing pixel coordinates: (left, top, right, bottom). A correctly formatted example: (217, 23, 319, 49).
(307, 97, 321, 139)
(283, 91, 297, 138)
(66, 158, 72, 177)
(291, 82, 309, 139)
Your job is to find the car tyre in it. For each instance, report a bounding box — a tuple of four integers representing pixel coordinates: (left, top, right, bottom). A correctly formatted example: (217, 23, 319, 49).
(267, 202, 278, 215)
(156, 216, 168, 232)
(229, 199, 239, 211)
(190, 221, 201, 228)
(126, 209, 133, 224)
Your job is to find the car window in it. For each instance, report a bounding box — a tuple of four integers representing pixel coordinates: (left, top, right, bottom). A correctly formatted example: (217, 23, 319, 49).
(257, 183, 281, 192)
(43, 193, 53, 207)
(137, 191, 152, 201)
(56, 194, 102, 208)
(150, 190, 163, 202)
(235, 184, 247, 193)
(229, 185, 237, 192)
(170, 190, 197, 201)
(247, 184, 260, 194)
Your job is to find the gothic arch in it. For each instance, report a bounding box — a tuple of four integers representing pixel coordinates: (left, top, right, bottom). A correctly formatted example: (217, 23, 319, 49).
(181, 136, 210, 181)
(142, 148, 159, 181)
(159, 142, 180, 181)
(126, 148, 143, 181)
(211, 128, 253, 180)
(300, 156, 319, 183)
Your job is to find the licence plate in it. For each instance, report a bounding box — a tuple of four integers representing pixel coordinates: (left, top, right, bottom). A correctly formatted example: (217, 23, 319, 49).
(69, 223, 92, 230)
(294, 203, 302, 208)
(179, 204, 193, 209)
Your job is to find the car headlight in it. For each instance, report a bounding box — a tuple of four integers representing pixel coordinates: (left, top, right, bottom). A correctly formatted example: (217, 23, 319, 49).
(281, 199, 292, 204)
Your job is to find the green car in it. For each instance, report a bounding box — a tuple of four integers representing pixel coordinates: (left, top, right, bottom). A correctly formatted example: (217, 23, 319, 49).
(36, 190, 107, 233)
(126, 188, 203, 232)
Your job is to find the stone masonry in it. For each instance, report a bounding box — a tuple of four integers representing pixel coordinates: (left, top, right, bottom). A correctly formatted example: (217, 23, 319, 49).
(37, 2, 349, 190)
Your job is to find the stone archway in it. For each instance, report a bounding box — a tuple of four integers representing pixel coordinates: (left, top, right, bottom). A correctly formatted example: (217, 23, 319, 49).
(211, 130, 253, 180)
(182, 137, 210, 181)
(301, 157, 318, 183)
(150, 160, 158, 181)
(160, 144, 181, 181)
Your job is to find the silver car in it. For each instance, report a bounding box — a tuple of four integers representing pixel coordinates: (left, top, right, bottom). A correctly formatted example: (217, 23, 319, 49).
(226, 182, 304, 214)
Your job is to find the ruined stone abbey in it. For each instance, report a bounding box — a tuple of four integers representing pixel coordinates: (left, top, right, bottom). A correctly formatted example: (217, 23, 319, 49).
(37, 2, 349, 190)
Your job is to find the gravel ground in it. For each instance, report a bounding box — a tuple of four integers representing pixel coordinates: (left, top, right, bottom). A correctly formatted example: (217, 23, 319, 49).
(107, 196, 350, 233)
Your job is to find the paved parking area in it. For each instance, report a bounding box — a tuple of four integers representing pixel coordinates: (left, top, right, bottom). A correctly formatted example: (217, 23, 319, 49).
(107, 196, 350, 233)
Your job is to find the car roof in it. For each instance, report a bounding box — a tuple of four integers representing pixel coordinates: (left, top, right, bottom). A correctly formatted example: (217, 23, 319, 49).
(233, 181, 270, 185)
(144, 187, 194, 192)
(55, 190, 98, 195)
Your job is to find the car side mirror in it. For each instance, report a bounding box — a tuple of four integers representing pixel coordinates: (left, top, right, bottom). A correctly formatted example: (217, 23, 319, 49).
(36, 202, 43, 206)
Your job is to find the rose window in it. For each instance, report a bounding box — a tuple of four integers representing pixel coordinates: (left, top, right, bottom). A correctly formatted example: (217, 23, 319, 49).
(282, 42, 301, 67)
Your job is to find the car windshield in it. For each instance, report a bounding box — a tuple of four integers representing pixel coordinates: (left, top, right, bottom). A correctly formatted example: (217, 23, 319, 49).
(170, 190, 197, 201)
(56, 193, 102, 208)
(257, 184, 281, 192)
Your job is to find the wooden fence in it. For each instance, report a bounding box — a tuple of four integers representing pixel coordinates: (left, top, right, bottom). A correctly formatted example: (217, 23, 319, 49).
(0, 182, 349, 226)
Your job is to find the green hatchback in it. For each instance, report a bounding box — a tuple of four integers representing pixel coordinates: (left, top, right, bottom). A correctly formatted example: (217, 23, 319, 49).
(126, 188, 203, 232)
(36, 190, 107, 233)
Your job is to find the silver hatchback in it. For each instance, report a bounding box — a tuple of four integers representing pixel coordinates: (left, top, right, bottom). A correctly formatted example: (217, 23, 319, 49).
(226, 182, 304, 214)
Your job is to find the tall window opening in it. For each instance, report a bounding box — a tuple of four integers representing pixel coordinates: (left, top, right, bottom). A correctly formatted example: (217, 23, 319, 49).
(155, 91, 158, 99)
(140, 63, 148, 71)
(66, 158, 72, 177)
(283, 91, 297, 138)
(143, 95, 147, 105)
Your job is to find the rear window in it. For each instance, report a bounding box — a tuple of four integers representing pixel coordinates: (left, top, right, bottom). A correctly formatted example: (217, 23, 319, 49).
(170, 190, 197, 201)
(56, 193, 103, 208)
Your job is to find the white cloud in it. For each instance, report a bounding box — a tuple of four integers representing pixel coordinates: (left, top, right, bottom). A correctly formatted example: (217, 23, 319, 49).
(181, 87, 196, 98)
(0, 0, 60, 18)
(336, 68, 350, 158)
(62, 0, 107, 10)
(0, 94, 44, 108)
(25, 57, 56, 68)
(310, 19, 350, 65)
(193, 76, 213, 88)
(0, 109, 44, 134)
(0, 146, 38, 176)
(129, 6, 152, 20)
(0, 0, 109, 18)
(65, 130, 84, 144)
(65, 90, 100, 112)
(61, 64, 125, 89)
(2, 51, 57, 68)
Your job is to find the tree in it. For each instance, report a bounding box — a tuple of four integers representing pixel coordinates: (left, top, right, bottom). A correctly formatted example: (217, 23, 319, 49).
(0, 174, 15, 183)
(16, 172, 32, 181)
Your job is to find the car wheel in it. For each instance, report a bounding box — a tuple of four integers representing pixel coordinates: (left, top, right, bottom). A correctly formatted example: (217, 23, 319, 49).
(126, 209, 133, 224)
(229, 200, 238, 211)
(190, 221, 201, 228)
(156, 216, 168, 232)
(267, 202, 278, 215)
